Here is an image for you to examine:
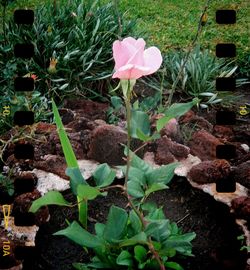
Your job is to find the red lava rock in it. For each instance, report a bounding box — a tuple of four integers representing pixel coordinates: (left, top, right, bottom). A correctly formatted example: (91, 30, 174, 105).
(49, 130, 85, 159)
(231, 196, 250, 220)
(12, 190, 49, 226)
(187, 159, 231, 184)
(179, 110, 213, 132)
(188, 130, 223, 161)
(151, 115, 183, 142)
(87, 124, 127, 165)
(63, 99, 109, 120)
(213, 125, 234, 141)
(155, 136, 190, 165)
(34, 122, 56, 135)
(58, 108, 75, 125)
(33, 154, 69, 180)
(231, 161, 250, 189)
(65, 117, 96, 132)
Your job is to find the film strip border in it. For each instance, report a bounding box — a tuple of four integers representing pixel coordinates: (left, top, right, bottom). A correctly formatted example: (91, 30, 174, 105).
(214, 9, 238, 193)
(1, 9, 37, 269)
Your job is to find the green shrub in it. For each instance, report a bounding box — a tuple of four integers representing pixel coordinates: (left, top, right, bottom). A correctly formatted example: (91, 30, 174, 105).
(142, 46, 248, 108)
(0, 0, 136, 101)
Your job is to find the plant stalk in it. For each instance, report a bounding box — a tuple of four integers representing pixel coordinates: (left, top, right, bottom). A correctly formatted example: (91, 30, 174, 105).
(123, 80, 165, 270)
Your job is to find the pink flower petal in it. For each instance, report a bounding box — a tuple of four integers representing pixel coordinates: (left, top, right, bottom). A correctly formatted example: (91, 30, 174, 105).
(143, 46, 163, 75)
(112, 64, 150, 80)
(112, 40, 136, 70)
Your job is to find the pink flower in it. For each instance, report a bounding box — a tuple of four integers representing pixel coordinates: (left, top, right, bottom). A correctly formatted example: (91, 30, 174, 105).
(112, 37, 162, 80)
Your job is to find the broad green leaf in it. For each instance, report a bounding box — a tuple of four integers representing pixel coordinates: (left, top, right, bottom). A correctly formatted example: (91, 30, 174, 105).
(93, 163, 116, 188)
(128, 181, 144, 198)
(165, 261, 184, 270)
(146, 162, 179, 186)
(124, 147, 152, 174)
(116, 250, 133, 266)
(77, 184, 101, 200)
(103, 206, 128, 241)
(128, 167, 146, 186)
(129, 210, 142, 235)
(54, 221, 103, 248)
(52, 99, 78, 168)
(111, 96, 122, 110)
(145, 183, 168, 197)
(95, 223, 105, 237)
(130, 110, 150, 139)
(119, 232, 148, 247)
(136, 128, 152, 142)
(157, 99, 198, 131)
(29, 191, 70, 213)
(72, 263, 89, 270)
(145, 220, 170, 242)
(66, 167, 87, 195)
(163, 232, 196, 256)
(134, 245, 147, 263)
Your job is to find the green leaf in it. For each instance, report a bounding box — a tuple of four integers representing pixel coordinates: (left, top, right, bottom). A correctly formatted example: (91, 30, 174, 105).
(54, 221, 103, 248)
(124, 147, 152, 174)
(66, 167, 87, 195)
(157, 99, 198, 131)
(165, 261, 184, 270)
(29, 191, 70, 213)
(72, 263, 89, 270)
(136, 128, 152, 142)
(128, 167, 146, 186)
(95, 223, 105, 237)
(52, 99, 78, 168)
(93, 163, 116, 188)
(130, 110, 150, 139)
(119, 232, 148, 247)
(116, 250, 133, 266)
(146, 162, 179, 186)
(128, 181, 144, 198)
(103, 205, 128, 241)
(129, 210, 142, 235)
(111, 96, 123, 110)
(162, 232, 196, 256)
(134, 245, 147, 263)
(77, 184, 101, 200)
(145, 183, 168, 197)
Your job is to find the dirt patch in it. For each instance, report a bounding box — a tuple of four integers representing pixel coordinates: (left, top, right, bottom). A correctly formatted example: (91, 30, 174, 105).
(32, 176, 247, 270)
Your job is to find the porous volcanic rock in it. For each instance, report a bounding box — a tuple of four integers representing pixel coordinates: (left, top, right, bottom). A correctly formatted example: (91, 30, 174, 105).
(155, 136, 190, 165)
(231, 161, 250, 189)
(213, 125, 235, 142)
(87, 124, 127, 165)
(231, 196, 250, 220)
(33, 154, 68, 180)
(179, 110, 213, 132)
(63, 99, 109, 120)
(188, 130, 223, 161)
(187, 159, 231, 184)
(151, 115, 183, 143)
(12, 190, 49, 226)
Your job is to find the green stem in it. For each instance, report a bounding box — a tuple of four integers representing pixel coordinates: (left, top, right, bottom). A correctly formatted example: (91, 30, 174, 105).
(123, 80, 165, 270)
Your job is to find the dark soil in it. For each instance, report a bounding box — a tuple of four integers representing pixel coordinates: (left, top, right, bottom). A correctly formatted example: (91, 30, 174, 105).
(32, 176, 247, 270)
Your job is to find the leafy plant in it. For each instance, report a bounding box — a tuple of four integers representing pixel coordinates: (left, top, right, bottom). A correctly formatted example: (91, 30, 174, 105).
(0, 0, 136, 101)
(0, 91, 52, 136)
(142, 46, 248, 108)
(0, 172, 14, 196)
(30, 37, 197, 270)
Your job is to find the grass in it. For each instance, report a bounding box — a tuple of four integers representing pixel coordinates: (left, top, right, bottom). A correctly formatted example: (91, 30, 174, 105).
(1, 0, 249, 69)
